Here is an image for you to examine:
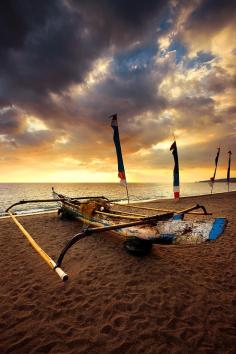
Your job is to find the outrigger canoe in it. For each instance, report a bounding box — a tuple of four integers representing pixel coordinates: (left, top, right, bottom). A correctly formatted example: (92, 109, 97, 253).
(5, 189, 227, 281)
(51, 189, 227, 267)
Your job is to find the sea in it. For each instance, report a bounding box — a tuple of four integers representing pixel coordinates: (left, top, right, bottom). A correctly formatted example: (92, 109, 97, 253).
(0, 182, 235, 215)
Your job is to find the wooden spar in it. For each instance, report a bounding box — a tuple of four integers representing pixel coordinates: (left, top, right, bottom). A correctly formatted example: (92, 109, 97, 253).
(66, 210, 127, 239)
(8, 211, 68, 281)
(60, 196, 210, 221)
(63, 204, 145, 218)
(105, 209, 146, 217)
(111, 203, 168, 212)
(56, 210, 174, 267)
(52, 190, 211, 217)
(67, 210, 128, 238)
(6, 198, 66, 212)
(58, 201, 130, 238)
(95, 210, 144, 220)
(110, 203, 212, 215)
(177, 204, 209, 215)
(61, 200, 144, 220)
(57, 195, 109, 201)
(61, 199, 149, 220)
(5, 195, 110, 213)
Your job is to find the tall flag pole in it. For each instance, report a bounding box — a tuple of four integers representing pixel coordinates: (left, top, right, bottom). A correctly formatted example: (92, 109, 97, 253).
(210, 147, 220, 194)
(227, 150, 232, 192)
(170, 140, 180, 199)
(110, 114, 130, 203)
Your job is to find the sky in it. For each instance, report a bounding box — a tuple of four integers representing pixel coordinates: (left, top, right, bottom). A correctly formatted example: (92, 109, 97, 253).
(0, 0, 235, 183)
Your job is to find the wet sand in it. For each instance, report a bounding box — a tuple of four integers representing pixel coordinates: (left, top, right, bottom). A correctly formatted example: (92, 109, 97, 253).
(0, 192, 235, 353)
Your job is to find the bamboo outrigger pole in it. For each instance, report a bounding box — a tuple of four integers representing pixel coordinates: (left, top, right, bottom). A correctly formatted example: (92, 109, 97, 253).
(8, 212, 68, 281)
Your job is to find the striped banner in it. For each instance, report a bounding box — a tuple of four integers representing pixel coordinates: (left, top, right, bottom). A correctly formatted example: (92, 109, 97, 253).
(110, 114, 130, 203)
(110, 114, 126, 184)
(227, 150, 232, 192)
(210, 147, 220, 193)
(170, 141, 180, 199)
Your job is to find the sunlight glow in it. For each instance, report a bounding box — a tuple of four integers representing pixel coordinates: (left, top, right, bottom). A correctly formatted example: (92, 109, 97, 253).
(55, 136, 69, 145)
(69, 56, 112, 97)
(26, 116, 49, 132)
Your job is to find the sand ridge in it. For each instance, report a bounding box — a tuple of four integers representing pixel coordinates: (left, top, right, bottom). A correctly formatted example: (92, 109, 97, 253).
(0, 192, 235, 353)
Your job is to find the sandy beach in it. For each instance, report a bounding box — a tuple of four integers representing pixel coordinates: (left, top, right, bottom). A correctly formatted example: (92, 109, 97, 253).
(0, 192, 235, 353)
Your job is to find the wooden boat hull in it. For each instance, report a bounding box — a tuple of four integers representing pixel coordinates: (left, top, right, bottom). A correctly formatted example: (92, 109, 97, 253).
(5, 189, 227, 278)
(58, 199, 227, 245)
(52, 190, 228, 268)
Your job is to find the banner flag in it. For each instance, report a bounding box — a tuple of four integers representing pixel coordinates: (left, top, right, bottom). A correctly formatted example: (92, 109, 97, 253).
(110, 114, 130, 203)
(227, 150, 232, 192)
(110, 114, 126, 184)
(210, 147, 220, 193)
(170, 140, 180, 199)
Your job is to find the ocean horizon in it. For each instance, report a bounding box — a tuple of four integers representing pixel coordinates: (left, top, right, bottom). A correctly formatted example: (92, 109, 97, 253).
(1, 182, 236, 214)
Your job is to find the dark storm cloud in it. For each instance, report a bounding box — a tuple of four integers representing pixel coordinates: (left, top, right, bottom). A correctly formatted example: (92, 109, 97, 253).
(0, 0, 171, 158)
(1, 0, 99, 101)
(91, 57, 166, 119)
(0, 0, 235, 181)
(71, 0, 166, 44)
(0, 0, 167, 110)
(0, 0, 53, 54)
(173, 96, 215, 118)
(186, 0, 236, 33)
(226, 106, 236, 115)
(0, 106, 25, 134)
(60, 44, 169, 152)
(201, 67, 236, 95)
(15, 130, 55, 147)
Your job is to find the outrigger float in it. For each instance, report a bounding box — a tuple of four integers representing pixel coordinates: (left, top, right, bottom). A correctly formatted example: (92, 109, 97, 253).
(6, 188, 227, 281)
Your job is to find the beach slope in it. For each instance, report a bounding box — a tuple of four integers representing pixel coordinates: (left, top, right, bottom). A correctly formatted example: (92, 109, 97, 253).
(0, 192, 235, 353)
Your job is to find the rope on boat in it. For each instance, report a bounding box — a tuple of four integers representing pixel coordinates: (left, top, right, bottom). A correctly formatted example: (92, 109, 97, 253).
(8, 211, 68, 281)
